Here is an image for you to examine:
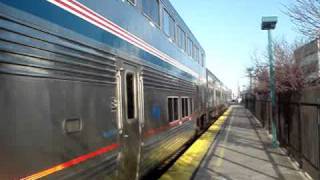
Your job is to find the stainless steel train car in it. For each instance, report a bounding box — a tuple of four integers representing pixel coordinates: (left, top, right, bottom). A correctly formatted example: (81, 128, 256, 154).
(205, 69, 231, 124)
(0, 0, 229, 179)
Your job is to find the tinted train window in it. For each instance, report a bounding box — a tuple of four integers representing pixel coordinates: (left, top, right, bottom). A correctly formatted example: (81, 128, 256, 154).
(181, 98, 185, 117)
(163, 9, 175, 40)
(126, 73, 135, 119)
(201, 53, 205, 67)
(185, 98, 189, 116)
(181, 97, 189, 117)
(168, 97, 178, 122)
(173, 98, 178, 120)
(187, 37, 193, 56)
(142, 0, 160, 25)
(168, 98, 173, 122)
(216, 90, 221, 97)
(127, 0, 135, 5)
(177, 26, 186, 51)
(192, 45, 196, 61)
(190, 98, 193, 113)
(193, 45, 199, 63)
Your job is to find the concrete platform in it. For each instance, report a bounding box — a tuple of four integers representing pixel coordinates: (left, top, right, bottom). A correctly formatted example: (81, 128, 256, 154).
(194, 105, 307, 180)
(160, 105, 308, 180)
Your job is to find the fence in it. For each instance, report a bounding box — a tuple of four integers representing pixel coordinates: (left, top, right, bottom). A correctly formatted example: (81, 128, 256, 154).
(246, 98, 320, 180)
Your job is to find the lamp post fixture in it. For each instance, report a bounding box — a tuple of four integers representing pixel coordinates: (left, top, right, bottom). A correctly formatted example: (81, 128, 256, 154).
(261, 16, 278, 148)
(247, 67, 254, 94)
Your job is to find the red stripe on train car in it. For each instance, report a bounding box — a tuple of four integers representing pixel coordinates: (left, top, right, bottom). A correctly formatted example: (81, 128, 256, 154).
(143, 116, 193, 138)
(21, 143, 119, 180)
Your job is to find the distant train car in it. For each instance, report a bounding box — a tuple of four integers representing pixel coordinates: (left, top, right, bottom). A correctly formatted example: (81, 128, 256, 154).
(202, 69, 230, 128)
(0, 0, 227, 179)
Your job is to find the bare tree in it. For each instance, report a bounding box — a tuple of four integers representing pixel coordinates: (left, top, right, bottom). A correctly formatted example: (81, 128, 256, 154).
(274, 39, 304, 93)
(286, 0, 320, 39)
(250, 39, 305, 96)
(250, 51, 270, 95)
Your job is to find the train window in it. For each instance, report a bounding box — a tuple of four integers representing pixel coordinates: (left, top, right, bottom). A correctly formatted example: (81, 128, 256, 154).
(173, 98, 179, 120)
(168, 97, 179, 122)
(177, 26, 186, 51)
(193, 45, 199, 63)
(181, 98, 185, 117)
(126, 73, 135, 119)
(196, 47, 200, 62)
(181, 97, 189, 117)
(192, 45, 196, 61)
(189, 98, 193, 113)
(127, 0, 135, 5)
(185, 98, 189, 116)
(187, 37, 193, 56)
(216, 90, 221, 98)
(163, 8, 175, 41)
(168, 98, 173, 122)
(142, 0, 160, 25)
(201, 53, 205, 67)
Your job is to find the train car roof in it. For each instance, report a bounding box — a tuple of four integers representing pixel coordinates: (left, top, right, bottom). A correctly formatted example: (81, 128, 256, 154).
(161, 0, 205, 53)
(206, 68, 220, 83)
(206, 68, 231, 92)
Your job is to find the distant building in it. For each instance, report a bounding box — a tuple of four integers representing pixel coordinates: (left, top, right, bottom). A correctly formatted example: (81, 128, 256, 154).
(294, 38, 320, 83)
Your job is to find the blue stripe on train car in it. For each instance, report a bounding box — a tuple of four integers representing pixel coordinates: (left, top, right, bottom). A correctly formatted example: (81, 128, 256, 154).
(0, 0, 197, 82)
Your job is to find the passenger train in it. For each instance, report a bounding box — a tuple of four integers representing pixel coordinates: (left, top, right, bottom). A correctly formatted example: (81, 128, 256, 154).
(0, 0, 231, 179)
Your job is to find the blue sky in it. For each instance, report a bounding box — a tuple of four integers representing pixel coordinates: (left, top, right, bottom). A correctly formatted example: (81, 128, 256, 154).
(170, 0, 303, 95)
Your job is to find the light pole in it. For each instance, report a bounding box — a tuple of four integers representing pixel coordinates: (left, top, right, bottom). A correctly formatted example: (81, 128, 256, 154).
(247, 67, 253, 94)
(261, 16, 278, 148)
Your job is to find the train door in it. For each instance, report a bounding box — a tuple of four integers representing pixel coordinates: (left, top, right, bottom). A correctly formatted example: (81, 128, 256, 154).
(117, 63, 144, 180)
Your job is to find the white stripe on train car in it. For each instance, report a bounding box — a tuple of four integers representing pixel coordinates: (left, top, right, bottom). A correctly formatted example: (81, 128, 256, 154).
(47, 0, 199, 78)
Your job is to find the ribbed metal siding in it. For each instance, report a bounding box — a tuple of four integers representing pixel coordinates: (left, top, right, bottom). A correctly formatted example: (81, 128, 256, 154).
(0, 16, 116, 83)
(141, 122, 194, 175)
(143, 66, 196, 93)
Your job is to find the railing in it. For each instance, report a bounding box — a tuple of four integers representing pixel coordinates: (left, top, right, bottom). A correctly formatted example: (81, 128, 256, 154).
(246, 98, 320, 180)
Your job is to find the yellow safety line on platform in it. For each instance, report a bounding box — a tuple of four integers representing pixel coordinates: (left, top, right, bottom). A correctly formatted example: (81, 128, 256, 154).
(160, 108, 232, 180)
(215, 113, 233, 167)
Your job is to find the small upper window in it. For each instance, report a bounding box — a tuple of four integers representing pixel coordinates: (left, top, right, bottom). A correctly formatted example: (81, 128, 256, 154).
(163, 8, 175, 41)
(201, 53, 205, 67)
(142, 0, 160, 25)
(127, 0, 135, 5)
(187, 37, 193, 56)
(177, 26, 186, 51)
(193, 45, 199, 63)
(192, 45, 196, 60)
